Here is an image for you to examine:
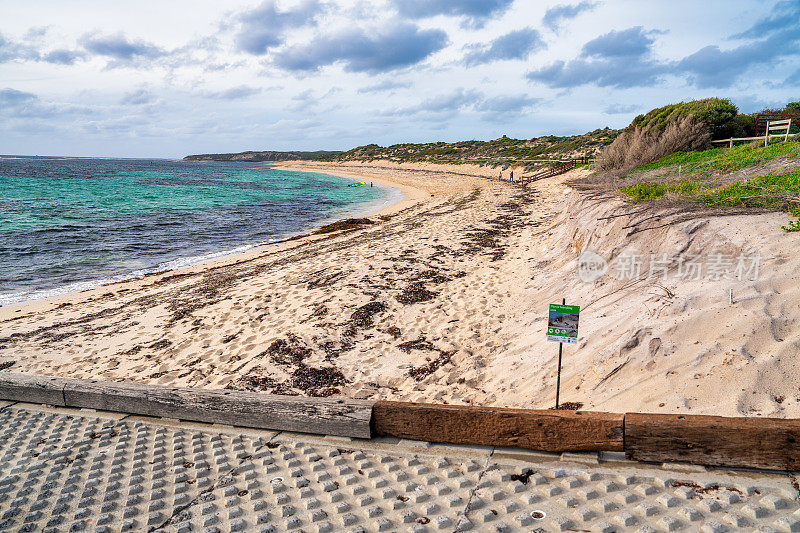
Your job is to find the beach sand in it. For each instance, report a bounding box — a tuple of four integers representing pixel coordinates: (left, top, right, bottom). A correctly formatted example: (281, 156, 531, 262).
(2, 161, 799, 416)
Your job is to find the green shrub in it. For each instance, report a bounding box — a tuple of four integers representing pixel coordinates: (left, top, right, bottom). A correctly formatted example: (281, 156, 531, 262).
(787, 101, 800, 112)
(598, 98, 744, 171)
(598, 115, 710, 171)
(717, 113, 756, 139)
(635, 147, 724, 171)
(630, 98, 738, 138)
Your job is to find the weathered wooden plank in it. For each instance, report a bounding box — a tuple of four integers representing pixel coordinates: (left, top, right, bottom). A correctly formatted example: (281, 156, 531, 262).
(63, 380, 374, 438)
(0, 372, 68, 406)
(62, 378, 171, 415)
(373, 401, 624, 452)
(625, 413, 800, 471)
(138, 387, 373, 438)
(0, 373, 374, 438)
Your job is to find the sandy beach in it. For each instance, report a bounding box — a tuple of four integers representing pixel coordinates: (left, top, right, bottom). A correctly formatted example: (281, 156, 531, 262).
(2, 161, 799, 417)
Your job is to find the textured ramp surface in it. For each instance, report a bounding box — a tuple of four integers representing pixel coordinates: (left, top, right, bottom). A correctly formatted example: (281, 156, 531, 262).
(0, 403, 799, 532)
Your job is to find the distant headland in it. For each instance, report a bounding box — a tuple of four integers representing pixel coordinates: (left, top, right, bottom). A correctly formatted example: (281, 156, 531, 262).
(182, 150, 341, 162)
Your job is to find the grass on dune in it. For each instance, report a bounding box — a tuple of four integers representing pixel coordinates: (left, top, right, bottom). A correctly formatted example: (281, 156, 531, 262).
(620, 181, 706, 202)
(700, 169, 800, 208)
(621, 167, 800, 231)
(635, 140, 800, 175)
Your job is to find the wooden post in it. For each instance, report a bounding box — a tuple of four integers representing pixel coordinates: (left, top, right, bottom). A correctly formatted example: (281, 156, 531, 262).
(766, 120, 771, 147)
(787, 119, 792, 142)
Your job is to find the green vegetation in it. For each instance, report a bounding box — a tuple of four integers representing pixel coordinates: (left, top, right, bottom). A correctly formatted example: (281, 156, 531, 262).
(611, 97, 800, 232)
(621, 167, 800, 232)
(720, 113, 756, 139)
(636, 141, 800, 174)
(330, 128, 619, 166)
(291, 150, 344, 160)
(597, 98, 751, 171)
(620, 181, 705, 202)
(631, 98, 738, 138)
(749, 102, 800, 135)
(782, 207, 800, 232)
(699, 168, 800, 208)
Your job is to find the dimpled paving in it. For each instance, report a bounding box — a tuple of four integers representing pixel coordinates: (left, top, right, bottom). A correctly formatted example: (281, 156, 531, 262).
(0, 403, 799, 532)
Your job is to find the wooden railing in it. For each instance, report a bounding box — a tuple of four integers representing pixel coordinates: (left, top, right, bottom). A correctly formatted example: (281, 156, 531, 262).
(756, 112, 800, 136)
(520, 157, 590, 184)
(713, 118, 797, 148)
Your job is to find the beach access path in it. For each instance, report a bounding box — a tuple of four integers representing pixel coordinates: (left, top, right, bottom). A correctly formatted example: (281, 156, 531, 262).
(1, 398, 799, 532)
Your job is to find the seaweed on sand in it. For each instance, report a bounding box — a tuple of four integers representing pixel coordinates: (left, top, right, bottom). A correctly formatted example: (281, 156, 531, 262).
(462, 227, 505, 261)
(253, 336, 349, 396)
(407, 351, 454, 381)
(398, 336, 455, 381)
(265, 335, 312, 366)
(416, 269, 451, 284)
(313, 218, 375, 235)
(306, 269, 344, 289)
(551, 402, 584, 411)
(385, 326, 402, 338)
(291, 365, 348, 397)
(227, 372, 298, 396)
(397, 337, 437, 353)
(349, 301, 387, 329)
(396, 284, 438, 305)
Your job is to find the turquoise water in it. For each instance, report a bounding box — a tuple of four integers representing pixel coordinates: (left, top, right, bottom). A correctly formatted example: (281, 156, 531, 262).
(0, 156, 396, 305)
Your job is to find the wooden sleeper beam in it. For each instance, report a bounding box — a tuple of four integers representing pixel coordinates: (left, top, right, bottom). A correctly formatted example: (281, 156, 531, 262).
(625, 412, 800, 471)
(0, 373, 374, 438)
(373, 400, 624, 452)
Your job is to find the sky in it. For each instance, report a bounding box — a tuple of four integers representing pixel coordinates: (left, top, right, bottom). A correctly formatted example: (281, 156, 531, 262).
(0, 0, 798, 158)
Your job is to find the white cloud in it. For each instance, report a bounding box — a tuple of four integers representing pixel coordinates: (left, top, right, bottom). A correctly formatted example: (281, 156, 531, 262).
(0, 0, 796, 157)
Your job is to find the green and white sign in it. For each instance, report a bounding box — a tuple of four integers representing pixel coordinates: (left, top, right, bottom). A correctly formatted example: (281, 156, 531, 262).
(547, 304, 580, 344)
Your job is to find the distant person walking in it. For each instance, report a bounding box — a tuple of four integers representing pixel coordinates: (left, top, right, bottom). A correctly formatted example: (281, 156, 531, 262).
(509, 170, 514, 182)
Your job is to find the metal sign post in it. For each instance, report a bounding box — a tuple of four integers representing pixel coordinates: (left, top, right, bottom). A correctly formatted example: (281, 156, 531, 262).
(555, 328, 564, 409)
(547, 299, 580, 409)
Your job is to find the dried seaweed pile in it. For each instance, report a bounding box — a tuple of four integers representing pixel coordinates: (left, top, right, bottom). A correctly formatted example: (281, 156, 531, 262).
(399, 336, 456, 381)
(229, 335, 348, 397)
(395, 283, 438, 304)
(313, 218, 375, 235)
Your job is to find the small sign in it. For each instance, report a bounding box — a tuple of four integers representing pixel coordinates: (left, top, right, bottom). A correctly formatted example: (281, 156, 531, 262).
(547, 304, 580, 343)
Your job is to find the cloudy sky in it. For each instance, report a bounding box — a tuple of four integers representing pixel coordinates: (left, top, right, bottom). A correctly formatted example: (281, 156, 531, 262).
(1, 0, 798, 157)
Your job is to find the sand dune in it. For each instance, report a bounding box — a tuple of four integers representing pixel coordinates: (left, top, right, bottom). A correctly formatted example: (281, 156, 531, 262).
(1, 161, 798, 417)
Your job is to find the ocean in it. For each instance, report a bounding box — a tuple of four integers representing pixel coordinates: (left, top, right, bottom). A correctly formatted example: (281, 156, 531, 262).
(0, 156, 397, 306)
